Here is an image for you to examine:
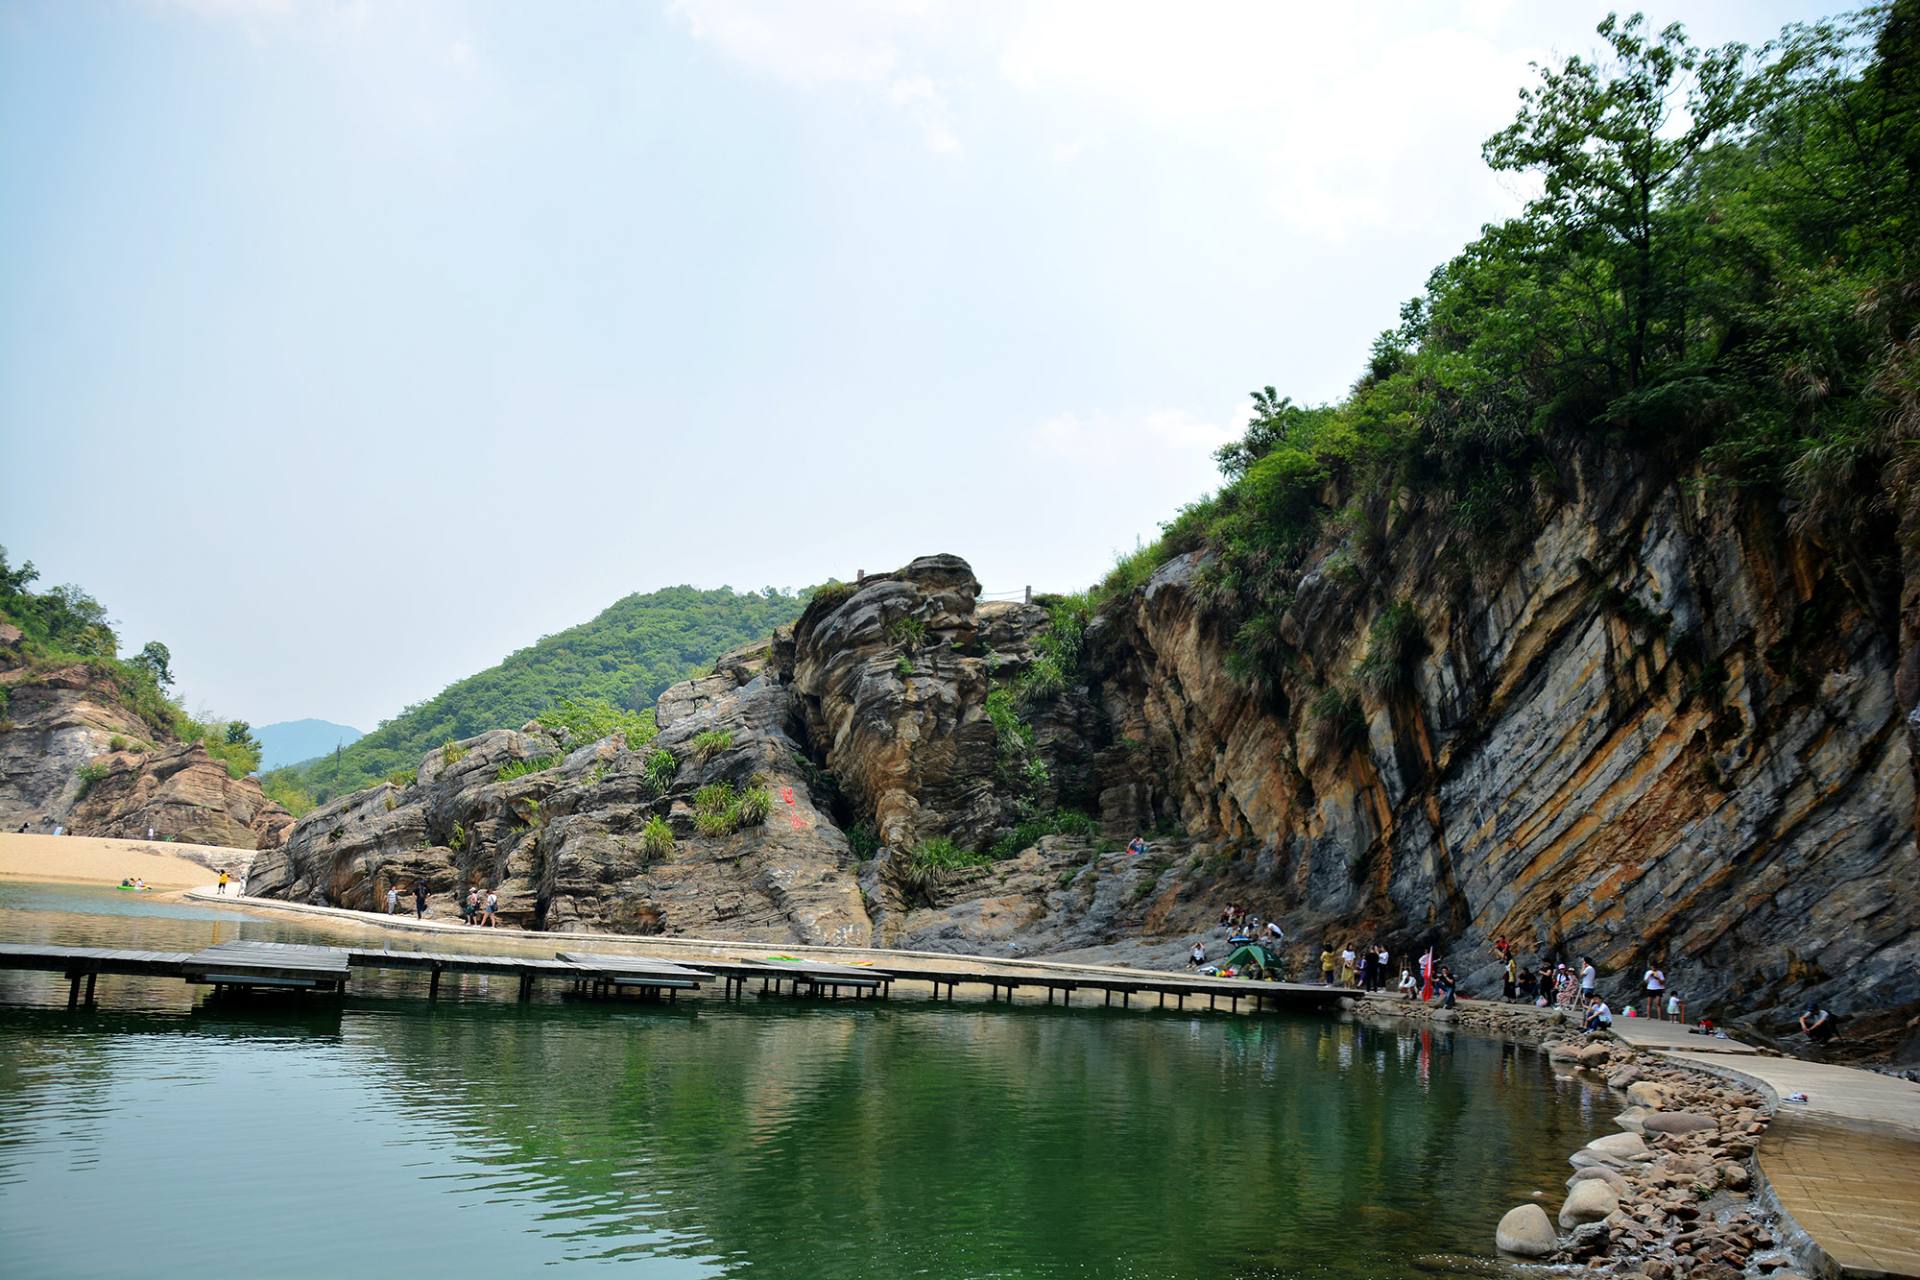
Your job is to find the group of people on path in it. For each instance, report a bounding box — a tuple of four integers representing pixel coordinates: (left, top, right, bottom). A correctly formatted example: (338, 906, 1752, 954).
(1318, 941, 1403, 995)
(377, 880, 497, 926)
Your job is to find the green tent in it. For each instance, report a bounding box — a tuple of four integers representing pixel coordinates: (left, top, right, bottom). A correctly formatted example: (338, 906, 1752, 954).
(1222, 944, 1286, 981)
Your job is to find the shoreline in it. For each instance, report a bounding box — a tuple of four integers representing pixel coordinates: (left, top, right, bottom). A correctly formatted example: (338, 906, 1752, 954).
(0, 832, 246, 891)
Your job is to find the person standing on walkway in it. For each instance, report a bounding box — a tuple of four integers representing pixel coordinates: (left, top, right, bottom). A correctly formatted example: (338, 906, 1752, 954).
(483, 889, 498, 927)
(413, 880, 427, 919)
(1502, 954, 1518, 1002)
(1643, 963, 1666, 1019)
(217, 868, 229, 895)
(1579, 957, 1597, 1005)
(1320, 945, 1335, 986)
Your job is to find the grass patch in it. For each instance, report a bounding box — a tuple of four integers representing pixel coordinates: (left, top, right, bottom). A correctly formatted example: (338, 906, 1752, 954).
(496, 755, 560, 783)
(536, 696, 658, 748)
(886, 615, 928, 652)
(442, 740, 468, 765)
(639, 814, 675, 860)
(690, 729, 733, 762)
(73, 761, 110, 799)
(643, 748, 678, 791)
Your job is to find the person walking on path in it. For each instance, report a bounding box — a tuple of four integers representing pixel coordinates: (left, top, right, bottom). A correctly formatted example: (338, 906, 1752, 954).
(1319, 945, 1335, 986)
(413, 881, 427, 919)
(217, 868, 229, 895)
(482, 889, 498, 927)
(1643, 964, 1666, 1019)
(385, 885, 399, 915)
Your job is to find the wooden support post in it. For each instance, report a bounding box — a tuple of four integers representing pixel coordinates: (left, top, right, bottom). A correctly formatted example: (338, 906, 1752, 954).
(1158, 991, 1166, 1008)
(1209, 993, 1217, 1011)
(67, 973, 81, 1009)
(1123, 991, 1130, 1008)
(84, 972, 98, 1007)
(518, 974, 533, 1002)
(1231, 996, 1239, 1013)
(1104, 989, 1112, 1007)
(1178, 993, 1186, 1010)
(430, 968, 442, 1002)
(1047, 987, 1055, 1005)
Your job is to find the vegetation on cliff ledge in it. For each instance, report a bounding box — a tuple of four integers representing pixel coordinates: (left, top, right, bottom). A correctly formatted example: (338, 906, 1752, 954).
(0, 547, 263, 779)
(1103, 5, 1919, 686)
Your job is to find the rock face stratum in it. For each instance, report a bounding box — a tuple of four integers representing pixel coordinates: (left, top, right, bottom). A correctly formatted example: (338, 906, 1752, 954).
(252, 446, 1920, 1055)
(0, 640, 292, 850)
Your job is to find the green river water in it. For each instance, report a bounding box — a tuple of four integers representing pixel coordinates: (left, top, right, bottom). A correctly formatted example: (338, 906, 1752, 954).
(0, 883, 1602, 1278)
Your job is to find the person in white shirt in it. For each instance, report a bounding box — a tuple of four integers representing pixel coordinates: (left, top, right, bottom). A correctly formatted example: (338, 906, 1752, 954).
(1265, 919, 1285, 943)
(1583, 999, 1614, 1032)
(1187, 942, 1206, 969)
(1579, 958, 1597, 1000)
(1643, 965, 1667, 1018)
(1397, 968, 1415, 1000)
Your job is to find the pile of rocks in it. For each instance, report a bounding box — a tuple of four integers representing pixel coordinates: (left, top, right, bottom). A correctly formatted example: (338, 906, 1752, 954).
(1496, 1035, 1808, 1278)
(1357, 992, 1574, 1044)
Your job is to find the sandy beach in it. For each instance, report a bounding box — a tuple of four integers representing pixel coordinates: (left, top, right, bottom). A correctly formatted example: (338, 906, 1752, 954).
(0, 832, 248, 890)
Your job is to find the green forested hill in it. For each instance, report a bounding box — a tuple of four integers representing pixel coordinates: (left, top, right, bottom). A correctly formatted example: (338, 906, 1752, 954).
(271, 586, 807, 806)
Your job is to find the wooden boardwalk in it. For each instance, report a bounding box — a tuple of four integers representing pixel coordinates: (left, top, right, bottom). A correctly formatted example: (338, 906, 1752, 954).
(0, 938, 1357, 1017)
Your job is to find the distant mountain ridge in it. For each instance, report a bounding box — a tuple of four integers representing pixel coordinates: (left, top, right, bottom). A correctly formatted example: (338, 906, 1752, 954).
(268, 585, 808, 805)
(254, 719, 364, 771)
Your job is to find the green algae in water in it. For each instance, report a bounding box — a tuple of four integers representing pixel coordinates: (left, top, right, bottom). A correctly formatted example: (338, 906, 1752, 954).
(0, 884, 1603, 1278)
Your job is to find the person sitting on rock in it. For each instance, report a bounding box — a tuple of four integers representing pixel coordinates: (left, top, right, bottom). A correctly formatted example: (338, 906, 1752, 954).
(1126, 836, 1149, 857)
(1187, 942, 1206, 969)
(1797, 1005, 1837, 1045)
(1265, 918, 1286, 944)
(1583, 999, 1614, 1033)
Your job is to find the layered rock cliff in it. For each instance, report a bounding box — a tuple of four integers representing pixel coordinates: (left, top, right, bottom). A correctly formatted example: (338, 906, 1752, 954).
(0, 631, 292, 849)
(254, 462, 1919, 1056)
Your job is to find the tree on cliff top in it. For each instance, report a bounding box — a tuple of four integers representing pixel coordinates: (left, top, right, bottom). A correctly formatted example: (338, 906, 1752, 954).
(1103, 3, 1919, 688)
(0, 546, 269, 780)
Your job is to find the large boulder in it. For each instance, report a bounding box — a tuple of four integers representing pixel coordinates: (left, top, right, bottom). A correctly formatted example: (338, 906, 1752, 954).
(1559, 1178, 1619, 1228)
(1495, 1204, 1557, 1257)
(1586, 1131, 1651, 1160)
(1641, 1111, 1717, 1135)
(1626, 1081, 1674, 1110)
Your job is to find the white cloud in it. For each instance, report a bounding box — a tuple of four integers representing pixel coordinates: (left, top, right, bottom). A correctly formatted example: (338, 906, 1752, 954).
(664, 1, 1545, 235)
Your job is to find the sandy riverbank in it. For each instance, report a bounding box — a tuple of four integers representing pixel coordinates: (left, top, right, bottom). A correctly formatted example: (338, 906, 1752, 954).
(0, 832, 247, 890)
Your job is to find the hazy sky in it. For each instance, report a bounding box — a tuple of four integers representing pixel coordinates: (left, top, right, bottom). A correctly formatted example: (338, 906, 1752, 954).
(0, 0, 1828, 731)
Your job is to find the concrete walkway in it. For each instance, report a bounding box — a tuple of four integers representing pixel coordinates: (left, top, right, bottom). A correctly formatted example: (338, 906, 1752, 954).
(1610, 1015, 1763, 1055)
(1661, 1050, 1920, 1279)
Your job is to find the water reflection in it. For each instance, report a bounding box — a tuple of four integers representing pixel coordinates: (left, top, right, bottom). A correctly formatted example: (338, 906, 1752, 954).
(0, 884, 1602, 1279)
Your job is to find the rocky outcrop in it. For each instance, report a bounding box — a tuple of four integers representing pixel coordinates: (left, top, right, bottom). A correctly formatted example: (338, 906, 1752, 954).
(254, 490, 1919, 1056)
(65, 741, 294, 849)
(1087, 446, 1918, 1054)
(0, 645, 291, 849)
